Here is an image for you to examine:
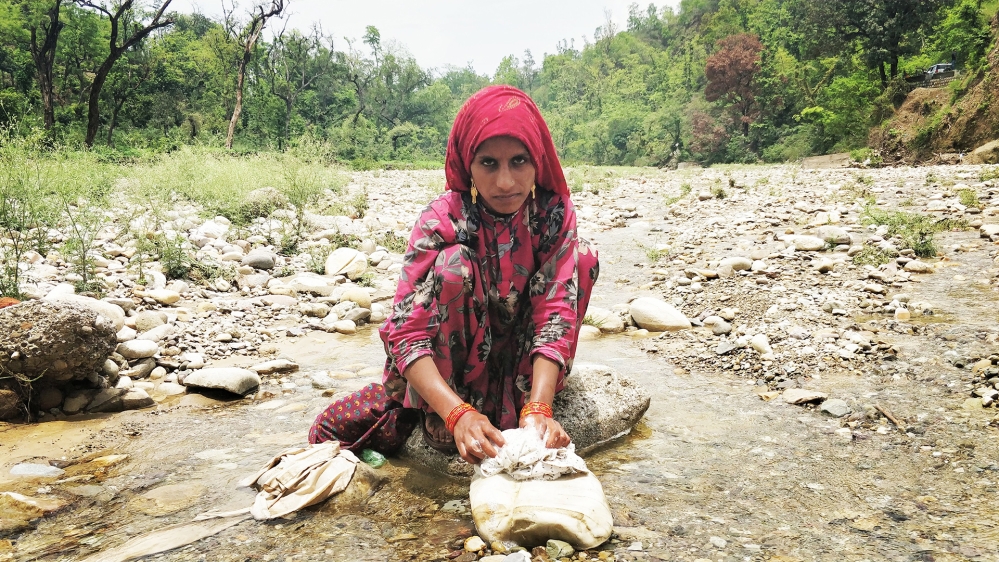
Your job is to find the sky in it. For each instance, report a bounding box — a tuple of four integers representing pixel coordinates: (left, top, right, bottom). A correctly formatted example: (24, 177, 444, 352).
(169, 0, 681, 75)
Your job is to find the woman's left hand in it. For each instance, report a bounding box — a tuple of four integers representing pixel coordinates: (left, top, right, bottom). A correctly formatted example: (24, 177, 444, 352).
(520, 413, 571, 449)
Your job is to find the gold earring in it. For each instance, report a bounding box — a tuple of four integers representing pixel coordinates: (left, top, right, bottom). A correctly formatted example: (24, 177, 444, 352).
(470, 179, 478, 204)
(531, 184, 536, 199)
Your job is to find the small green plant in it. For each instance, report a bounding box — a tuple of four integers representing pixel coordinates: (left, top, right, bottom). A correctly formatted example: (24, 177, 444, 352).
(861, 205, 940, 257)
(582, 313, 604, 328)
(189, 259, 236, 283)
(899, 198, 916, 207)
(60, 199, 105, 295)
(711, 185, 727, 199)
(957, 188, 980, 208)
(156, 233, 194, 279)
(925, 172, 940, 185)
(980, 166, 999, 182)
(636, 240, 670, 263)
(356, 271, 376, 287)
(849, 148, 883, 167)
(307, 244, 333, 275)
(274, 265, 295, 278)
(851, 245, 899, 266)
(374, 231, 408, 254)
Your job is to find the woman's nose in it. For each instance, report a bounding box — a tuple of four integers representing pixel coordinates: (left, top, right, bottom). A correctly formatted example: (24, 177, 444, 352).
(497, 164, 516, 189)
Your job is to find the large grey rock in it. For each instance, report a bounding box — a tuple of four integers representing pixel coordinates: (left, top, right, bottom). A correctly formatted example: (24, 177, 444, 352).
(0, 300, 117, 419)
(183, 367, 260, 395)
(121, 389, 154, 410)
(400, 363, 650, 478)
(820, 399, 851, 417)
(966, 139, 999, 164)
(134, 311, 166, 333)
(629, 298, 691, 332)
(242, 252, 276, 270)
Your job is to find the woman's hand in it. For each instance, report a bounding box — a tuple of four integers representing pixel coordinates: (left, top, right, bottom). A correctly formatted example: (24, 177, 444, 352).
(520, 413, 570, 449)
(453, 411, 505, 464)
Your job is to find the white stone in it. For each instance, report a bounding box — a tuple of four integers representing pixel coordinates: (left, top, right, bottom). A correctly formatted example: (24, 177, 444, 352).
(903, 260, 934, 273)
(719, 256, 752, 271)
(325, 248, 368, 280)
(585, 307, 624, 333)
(629, 298, 691, 332)
(144, 289, 181, 305)
(43, 288, 125, 331)
(790, 235, 826, 251)
(749, 334, 773, 355)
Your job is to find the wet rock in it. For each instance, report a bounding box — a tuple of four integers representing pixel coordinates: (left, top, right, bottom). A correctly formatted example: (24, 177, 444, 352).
(0, 390, 21, 419)
(464, 536, 486, 552)
(122, 389, 154, 410)
(343, 307, 371, 324)
(87, 388, 126, 413)
(332, 320, 357, 334)
(183, 367, 260, 395)
(547, 539, 574, 558)
(820, 399, 851, 417)
(782, 389, 828, 404)
(0, 491, 66, 535)
(117, 339, 159, 359)
(629, 298, 691, 331)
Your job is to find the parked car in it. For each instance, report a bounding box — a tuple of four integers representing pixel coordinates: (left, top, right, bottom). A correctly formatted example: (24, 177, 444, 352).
(924, 63, 955, 81)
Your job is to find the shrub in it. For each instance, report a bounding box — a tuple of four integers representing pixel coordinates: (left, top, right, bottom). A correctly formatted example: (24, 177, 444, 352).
(861, 205, 940, 257)
(957, 188, 981, 208)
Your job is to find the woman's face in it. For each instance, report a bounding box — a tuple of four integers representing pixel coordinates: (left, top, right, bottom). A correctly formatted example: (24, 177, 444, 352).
(469, 136, 536, 215)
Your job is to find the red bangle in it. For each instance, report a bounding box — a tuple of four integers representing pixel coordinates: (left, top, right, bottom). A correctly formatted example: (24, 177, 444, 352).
(520, 401, 554, 419)
(445, 403, 476, 434)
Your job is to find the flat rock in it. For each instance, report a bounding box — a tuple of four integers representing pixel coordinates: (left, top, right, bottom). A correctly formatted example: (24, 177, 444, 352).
(629, 297, 691, 332)
(183, 367, 260, 395)
(144, 289, 181, 305)
(814, 226, 851, 245)
(782, 389, 828, 404)
(401, 363, 650, 477)
(718, 256, 752, 271)
(586, 307, 624, 333)
(122, 389, 154, 410)
(250, 359, 299, 375)
(9, 463, 65, 478)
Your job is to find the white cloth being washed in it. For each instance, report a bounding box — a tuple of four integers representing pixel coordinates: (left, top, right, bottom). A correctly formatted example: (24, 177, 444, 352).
(476, 428, 588, 481)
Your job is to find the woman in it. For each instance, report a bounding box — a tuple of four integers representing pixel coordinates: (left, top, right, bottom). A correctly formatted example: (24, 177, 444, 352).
(309, 85, 599, 465)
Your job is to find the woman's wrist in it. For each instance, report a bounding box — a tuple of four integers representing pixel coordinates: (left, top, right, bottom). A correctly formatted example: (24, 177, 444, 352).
(445, 402, 476, 434)
(521, 401, 553, 419)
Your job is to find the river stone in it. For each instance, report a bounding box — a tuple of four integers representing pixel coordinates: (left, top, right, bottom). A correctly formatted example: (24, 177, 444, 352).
(87, 388, 126, 413)
(0, 389, 20, 419)
(344, 308, 371, 324)
(340, 287, 372, 309)
(749, 334, 773, 356)
(903, 260, 934, 273)
(718, 256, 752, 271)
(261, 294, 299, 308)
(287, 274, 337, 297)
(790, 235, 826, 251)
(401, 363, 650, 477)
(37, 386, 63, 410)
(980, 224, 999, 238)
(815, 226, 852, 245)
(134, 311, 166, 333)
(184, 367, 260, 395)
(43, 289, 125, 331)
(629, 298, 691, 331)
(325, 248, 368, 280)
(242, 252, 276, 270)
(782, 389, 828, 404)
(586, 307, 624, 333)
(9, 463, 65, 478)
(250, 359, 299, 375)
(137, 324, 174, 343)
(332, 320, 357, 334)
(121, 389, 154, 410)
(117, 339, 159, 359)
(144, 289, 181, 305)
(820, 399, 851, 417)
(63, 390, 95, 414)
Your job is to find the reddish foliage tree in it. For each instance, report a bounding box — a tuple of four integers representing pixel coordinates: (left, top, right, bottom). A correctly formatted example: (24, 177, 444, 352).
(705, 33, 763, 137)
(688, 110, 728, 161)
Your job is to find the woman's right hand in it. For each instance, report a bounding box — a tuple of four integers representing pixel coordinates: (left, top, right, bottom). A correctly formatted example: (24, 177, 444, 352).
(453, 411, 505, 464)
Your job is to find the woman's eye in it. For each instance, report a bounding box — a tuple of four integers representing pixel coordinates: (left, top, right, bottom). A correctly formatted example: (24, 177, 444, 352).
(480, 158, 496, 167)
(513, 156, 528, 165)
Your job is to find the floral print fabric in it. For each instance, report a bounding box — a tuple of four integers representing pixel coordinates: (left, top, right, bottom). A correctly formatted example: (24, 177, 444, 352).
(378, 188, 599, 431)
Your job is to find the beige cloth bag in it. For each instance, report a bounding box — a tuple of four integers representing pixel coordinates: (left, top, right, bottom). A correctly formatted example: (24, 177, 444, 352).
(470, 429, 613, 549)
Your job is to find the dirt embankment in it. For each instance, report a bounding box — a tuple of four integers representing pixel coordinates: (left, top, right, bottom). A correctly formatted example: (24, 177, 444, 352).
(873, 13, 999, 164)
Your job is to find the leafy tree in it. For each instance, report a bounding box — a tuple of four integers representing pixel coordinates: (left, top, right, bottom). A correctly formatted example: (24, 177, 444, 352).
(74, 0, 175, 147)
(705, 32, 763, 136)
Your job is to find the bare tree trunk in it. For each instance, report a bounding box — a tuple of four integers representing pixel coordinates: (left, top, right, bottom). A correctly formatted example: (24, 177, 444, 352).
(225, 0, 287, 149)
(106, 95, 126, 146)
(27, 0, 64, 132)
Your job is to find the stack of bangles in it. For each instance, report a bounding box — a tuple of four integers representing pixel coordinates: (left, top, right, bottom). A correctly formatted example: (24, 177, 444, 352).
(445, 403, 476, 434)
(520, 401, 554, 419)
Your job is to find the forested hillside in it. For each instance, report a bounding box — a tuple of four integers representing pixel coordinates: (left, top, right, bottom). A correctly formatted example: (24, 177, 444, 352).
(1, 0, 998, 166)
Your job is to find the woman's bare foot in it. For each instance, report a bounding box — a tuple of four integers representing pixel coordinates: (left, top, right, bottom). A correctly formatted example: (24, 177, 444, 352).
(424, 413, 455, 449)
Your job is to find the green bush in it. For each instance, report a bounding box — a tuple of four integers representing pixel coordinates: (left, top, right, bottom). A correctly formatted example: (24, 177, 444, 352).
(861, 205, 940, 257)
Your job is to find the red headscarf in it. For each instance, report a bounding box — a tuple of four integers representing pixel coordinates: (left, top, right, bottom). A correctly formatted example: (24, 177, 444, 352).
(445, 85, 568, 197)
